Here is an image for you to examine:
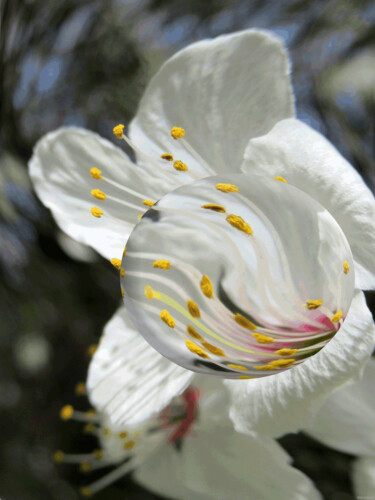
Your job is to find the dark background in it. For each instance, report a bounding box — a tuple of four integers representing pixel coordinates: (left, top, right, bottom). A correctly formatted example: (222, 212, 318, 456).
(1, 0, 375, 498)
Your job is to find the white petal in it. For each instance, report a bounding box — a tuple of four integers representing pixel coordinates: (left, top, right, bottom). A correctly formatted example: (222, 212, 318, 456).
(86, 305, 194, 426)
(130, 29, 294, 177)
(352, 457, 375, 498)
(29, 127, 169, 260)
(225, 289, 375, 437)
(305, 358, 375, 456)
(135, 426, 321, 500)
(242, 118, 375, 290)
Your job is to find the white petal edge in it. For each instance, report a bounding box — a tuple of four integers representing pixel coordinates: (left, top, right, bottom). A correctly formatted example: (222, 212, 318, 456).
(225, 289, 375, 437)
(135, 424, 321, 500)
(28, 127, 172, 260)
(305, 358, 375, 456)
(352, 456, 375, 499)
(86, 305, 194, 426)
(130, 29, 295, 178)
(242, 118, 375, 290)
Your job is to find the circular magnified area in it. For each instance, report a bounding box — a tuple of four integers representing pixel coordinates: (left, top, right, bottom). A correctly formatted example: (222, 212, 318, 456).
(121, 174, 355, 379)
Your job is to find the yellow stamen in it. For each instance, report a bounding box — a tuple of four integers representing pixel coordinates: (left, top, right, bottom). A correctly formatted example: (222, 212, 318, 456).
(234, 313, 257, 330)
(227, 364, 248, 371)
(110, 258, 122, 270)
(186, 325, 203, 340)
(121, 287, 125, 299)
(161, 153, 174, 161)
(269, 358, 296, 368)
(60, 405, 74, 420)
(102, 427, 110, 436)
(171, 126, 185, 139)
(200, 275, 213, 298)
(238, 376, 255, 379)
(123, 247, 127, 257)
(83, 423, 96, 434)
(226, 214, 253, 235)
(185, 340, 209, 358)
(91, 207, 103, 218)
(254, 365, 275, 371)
(75, 382, 86, 396)
(216, 183, 239, 193)
(86, 410, 96, 419)
(79, 487, 93, 498)
(201, 203, 226, 213)
(305, 299, 323, 310)
(275, 348, 298, 356)
(160, 309, 175, 328)
(93, 449, 103, 460)
(153, 259, 171, 270)
(201, 342, 225, 357)
(343, 261, 349, 274)
(331, 310, 343, 323)
(274, 176, 287, 183)
(80, 462, 92, 473)
(142, 199, 154, 207)
(90, 189, 106, 200)
(113, 124, 124, 139)
(120, 268, 125, 278)
(90, 167, 103, 179)
(252, 333, 274, 344)
(53, 450, 65, 463)
(87, 344, 97, 357)
(174, 160, 188, 171)
(187, 300, 200, 318)
(144, 285, 161, 300)
(124, 440, 136, 450)
(137, 214, 143, 220)
(119, 431, 128, 439)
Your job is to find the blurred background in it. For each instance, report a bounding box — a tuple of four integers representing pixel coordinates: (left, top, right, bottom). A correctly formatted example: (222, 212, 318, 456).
(1, 0, 375, 498)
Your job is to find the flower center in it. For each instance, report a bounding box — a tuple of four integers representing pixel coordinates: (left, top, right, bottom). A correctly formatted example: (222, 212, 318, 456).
(122, 174, 355, 379)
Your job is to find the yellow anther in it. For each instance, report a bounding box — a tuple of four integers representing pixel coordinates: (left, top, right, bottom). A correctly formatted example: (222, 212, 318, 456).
(171, 126, 185, 139)
(137, 214, 143, 220)
(201, 342, 225, 357)
(113, 124, 124, 139)
(121, 287, 125, 299)
(234, 313, 257, 330)
(226, 214, 253, 235)
(269, 358, 296, 368)
(161, 153, 174, 161)
(275, 348, 298, 356)
(305, 299, 323, 310)
(123, 440, 136, 450)
(91, 207, 104, 218)
(252, 333, 274, 344)
(174, 160, 188, 171)
(200, 275, 213, 298)
(93, 449, 103, 460)
(153, 259, 171, 270)
(86, 410, 96, 419)
(110, 258, 122, 270)
(53, 450, 65, 463)
(80, 462, 92, 473)
(274, 176, 287, 183)
(201, 203, 226, 213)
(120, 268, 125, 278)
(142, 200, 155, 207)
(75, 382, 86, 396)
(227, 364, 248, 371)
(144, 285, 153, 300)
(216, 183, 239, 193)
(186, 325, 203, 340)
(87, 344, 97, 357)
(238, 376, 255, 379)
(343, 261, 350, 274)
(83, 423, 96, 434)
(60, 405, 74, 420)
(79, 487, 93, 497)
(102, 427, 110, 436)
(185, 340, 209, 359)
(123, 247, 127, 257)
(160, 309, 175, 328)
(90, 167, 103, 179)
(331, 310, 343, 323)
(119, 431, 128, 439)
(90, 189, 106, 200)
(254, 365, 275, 371)
(187, 300, 200, 318)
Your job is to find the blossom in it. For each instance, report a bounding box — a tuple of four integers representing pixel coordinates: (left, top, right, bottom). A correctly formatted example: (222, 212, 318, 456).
(29, 29, 375, 439)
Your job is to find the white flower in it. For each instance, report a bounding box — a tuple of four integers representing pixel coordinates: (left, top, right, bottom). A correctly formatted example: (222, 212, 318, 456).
(56, 308, 321, 500)
(29, 29, 375, 437)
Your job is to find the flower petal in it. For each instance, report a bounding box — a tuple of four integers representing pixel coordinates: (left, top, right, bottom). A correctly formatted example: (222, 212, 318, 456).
(352, 457, 375, 498)
(242, 118, 375, 290)
(225, 289, 375, 437)
(86, 305, 194, 426)
(29, 127, 171, 260)
(305, 358, 375, 456)
(135, 425, 321, 500)
(130, 29, 294, 178)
